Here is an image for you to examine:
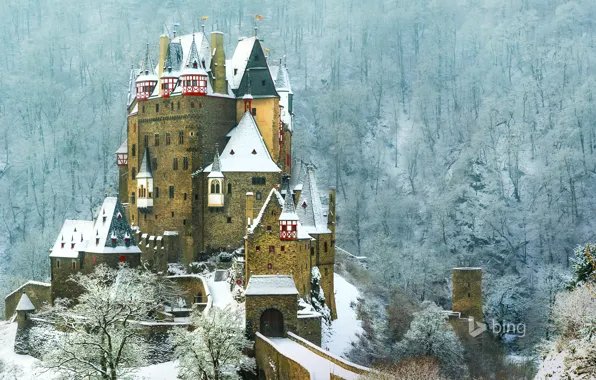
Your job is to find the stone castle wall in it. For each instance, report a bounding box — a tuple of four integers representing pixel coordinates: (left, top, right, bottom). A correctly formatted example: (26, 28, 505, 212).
(452, 268, 483, 321)
(4, 282, 51, 320)
(245, 294, 297, 340)
(296, 315, 321, 346)
(254, 332, 311, 380)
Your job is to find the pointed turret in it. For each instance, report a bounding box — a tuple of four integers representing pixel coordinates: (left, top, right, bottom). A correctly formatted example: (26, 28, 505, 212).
(127, 63, 137, 108)
(180, 34, 208, 97)
(243, 71, 253, 114)
(136, 147, 153, 210)
(161, 41, 181, 98)
(279, 181, 299, 240)
(208, 146, 224, 207)
(135, 43, 158, 101)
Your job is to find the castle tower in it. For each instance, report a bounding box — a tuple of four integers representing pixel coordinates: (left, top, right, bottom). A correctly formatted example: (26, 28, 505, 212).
(180, 34, 208, 97)
(160, 43, 179, 98)
(15, 293, 35, 329)
(136, 147, 154, 212)
(452, 267, 483, 322)
(115, 140, 128, 203)
(279, 181, 298, 240)
(135, 44, 158, 102)
(207, 148, 224, 208)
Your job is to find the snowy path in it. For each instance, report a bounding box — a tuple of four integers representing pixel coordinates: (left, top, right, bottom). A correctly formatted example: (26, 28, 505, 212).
(322, 274, 363, 357)
(270, 337, 360, 380)
(206, 275, 235, 309)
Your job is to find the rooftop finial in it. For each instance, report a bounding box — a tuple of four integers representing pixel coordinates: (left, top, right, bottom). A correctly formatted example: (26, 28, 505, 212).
(212, 144, 222, 172)
(202, 24, 205, 34)
(254, 26, 258, 37)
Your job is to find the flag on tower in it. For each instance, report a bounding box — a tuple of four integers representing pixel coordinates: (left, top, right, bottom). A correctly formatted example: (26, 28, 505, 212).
(255, 14, 263, 22)
(202, 16, 208, 21)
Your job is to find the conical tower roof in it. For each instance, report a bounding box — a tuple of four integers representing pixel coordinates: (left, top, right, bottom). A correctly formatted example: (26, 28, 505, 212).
(137, 147, 152, 179)
(181, 34, 207, 76)
(208, 146, 224, 178)
(16, 293, 35, 312)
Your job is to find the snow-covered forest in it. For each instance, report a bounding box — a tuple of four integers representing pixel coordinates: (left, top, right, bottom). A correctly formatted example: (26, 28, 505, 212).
(1, 0, 596, 376)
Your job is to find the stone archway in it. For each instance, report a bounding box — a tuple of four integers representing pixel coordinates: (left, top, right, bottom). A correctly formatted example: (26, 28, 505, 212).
(260, 308, 284, 337)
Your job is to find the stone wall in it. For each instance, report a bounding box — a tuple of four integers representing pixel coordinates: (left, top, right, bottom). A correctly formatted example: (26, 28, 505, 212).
(4, 282, 51, 320)
(254, 332, 310, 380)
(245, 195, 311, 299)
(50, 256, 83, 303)
(128, 95, 237, 264)
(311, 233, 337, 319)
(296, 315, 322, 346)
(452, 268, 483, 321)
(245, 294, 297, 340)
(199, 171, 281, 252)
(287, 332, 371, 375)
(167, 275, 209, 308)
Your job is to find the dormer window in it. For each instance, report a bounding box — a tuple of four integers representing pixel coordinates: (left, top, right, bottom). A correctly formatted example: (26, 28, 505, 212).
(61, 242, 65, 248)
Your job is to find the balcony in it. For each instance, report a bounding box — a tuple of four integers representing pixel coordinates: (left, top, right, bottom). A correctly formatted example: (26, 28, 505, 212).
(208, 193, 224, 207)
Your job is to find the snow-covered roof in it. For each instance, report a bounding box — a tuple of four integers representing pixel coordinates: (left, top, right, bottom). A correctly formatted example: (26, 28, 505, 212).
(49, 220, 94, 258)
(85, 197, 141, 254)
(129, 103, 138, 116)
(245, 275, 299, 296)
(174, 33, 211, 73)
(15, 294, 35, 311)
(294, 163, 331, 235)
(203, 112, 280, 173)
(115, 139, 127, 154)
(248, 188, 284, 234)
(274, 65, 292, 93)
(180, 34, 208, 76)
(279, 182, 299, 221)
(127, 65, 137, 108)
(229, 37, 257, 90)
(137, 147, 152, 179)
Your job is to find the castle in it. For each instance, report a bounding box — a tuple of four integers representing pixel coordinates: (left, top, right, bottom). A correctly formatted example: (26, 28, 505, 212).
(6, 27, 337, 337)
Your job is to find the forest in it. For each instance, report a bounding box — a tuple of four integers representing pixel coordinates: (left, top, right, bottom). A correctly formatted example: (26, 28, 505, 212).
(1, 0, 596, 377)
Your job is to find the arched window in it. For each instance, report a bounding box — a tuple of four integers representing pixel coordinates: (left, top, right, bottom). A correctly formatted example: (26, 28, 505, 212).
(228, 183, 232, 194)
(210, 182, 216, 194)
(215, 181, 220, 193)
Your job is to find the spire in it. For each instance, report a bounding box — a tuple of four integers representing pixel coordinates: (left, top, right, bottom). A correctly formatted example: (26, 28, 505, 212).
(137, 147, 153, 179)
(212, 144, 221, 172)
(187, 33, 200, 69)
(282, 180, 296, 216)
(141, 43, 154, 74)
(127, 61, 136, 107)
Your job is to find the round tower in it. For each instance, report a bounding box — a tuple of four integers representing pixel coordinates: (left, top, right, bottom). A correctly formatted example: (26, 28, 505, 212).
(452, 267, 483, 322)
(15, 293, 35, 329)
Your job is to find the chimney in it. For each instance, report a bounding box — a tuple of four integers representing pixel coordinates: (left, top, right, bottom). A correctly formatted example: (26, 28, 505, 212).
(246, 192, 254, 230)
(158, 34, 169, 95)
(210, 31, 228, 94)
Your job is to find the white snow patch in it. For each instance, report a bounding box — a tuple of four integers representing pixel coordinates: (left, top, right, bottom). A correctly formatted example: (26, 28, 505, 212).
(0, 322, 56, 379)
(206, 274, 236, 310)
(322, 274, 363, 358)
(131, 360, 179, 379)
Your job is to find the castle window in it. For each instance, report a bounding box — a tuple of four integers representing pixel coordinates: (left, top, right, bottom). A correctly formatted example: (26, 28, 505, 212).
(261, 80, 266, 86)
(267, 263, 272, 269)
(227, 217, 232, 223)
(171, 103, 174, 111)
(131, 192, 136, 204)
(269, 246, 275, 253)
(177, 102, 180, 110)
(228, 184, 232, 194)
(144, 135, 149, 147)
(256, 246, 261, 252)
(155, 134, 160, 146)
(178, 131, 184, 144)
(131, 168, 136, 180)
(281, 246, 285, 252)
(183, 219, 186, 225)
(120, 256, 126, 263)
(468, 293, 471, 298)
(256, 191, 262, 200)
(142, 105, 145, 113)
(92, 256, 96, 264)
(183, 157, 188, 170)
(132, 215, 134, 221)
(56, 260, 60, 268)
(132, 144, 136, 157)
(252, 108, 257, 116)
(324, 242, 328, 252)
(184, 192, 187, 200)
(171, 211, 175, 217)
(468, 282, 470, 288)
(155, 214, 158, 219)
(199, 102, 203, 109)
(72, 261, 76, 270)
(195, 194, 199, 201)
(324, 268, 328, 276)
(133, 123, 137, 133)
(156, 104, 159, 113)
(166, 133, 171, 145)
(173, 157, 178, 170)
(267, 225, 272, 232)
(191, 102, 195, 108)
(152, 158, 158, 170)
(155, 187, 159, 198)
(169, 186, 175, 199)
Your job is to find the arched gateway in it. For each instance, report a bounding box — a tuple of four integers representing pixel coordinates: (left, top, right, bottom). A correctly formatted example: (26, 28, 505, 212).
(260, 308, 284, 337)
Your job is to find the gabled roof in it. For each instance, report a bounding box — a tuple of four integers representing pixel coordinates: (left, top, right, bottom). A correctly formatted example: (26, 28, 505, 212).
(294, 164, 331, 235)
(228, 36, 257, 90)
(16, 293, 35, 311)
(279, 181, 299, 221)
(181, 34, 208, 76)
(248, 188, 284, 234)
(49, 220, 94, 258)
(175, 33, 211, 73)
(246, 275, 299, 296)
(137, 147, 152, 179)
(204, 112, 281, 173)
(85, 197, 141, 254)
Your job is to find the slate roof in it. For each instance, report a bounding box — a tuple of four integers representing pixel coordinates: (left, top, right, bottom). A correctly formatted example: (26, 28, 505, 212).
(245, 275, 299, 296)
(294, 163, 331, 235)
(49, 220, 94, 258)
(203, 112, 281, 173)
(115, 139, 127, 154)
(228, 36, 257, 90)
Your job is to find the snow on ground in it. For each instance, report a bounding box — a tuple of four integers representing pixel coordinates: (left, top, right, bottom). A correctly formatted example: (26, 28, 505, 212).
(270, 337, 359, 380)
(322, 273, 363, 357)
(0, 321, 179, 380)
(206, 274, 235, 309)
(131, 360, 179, 379)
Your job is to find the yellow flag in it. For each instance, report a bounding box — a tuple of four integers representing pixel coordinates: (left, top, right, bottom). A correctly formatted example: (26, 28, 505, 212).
(202, 16, 208, 21)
